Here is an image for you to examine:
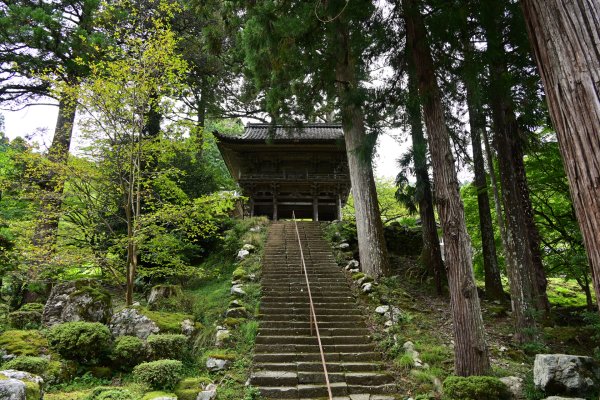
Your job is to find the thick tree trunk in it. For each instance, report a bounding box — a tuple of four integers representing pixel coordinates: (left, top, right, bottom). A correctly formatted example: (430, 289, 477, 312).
(520, 0, 600, 313)
(407, 62, 445, 294)
(461, 38, 505, 301)
(481, 6, 549, 339)
(335, 22, 390, 279)
(32, 93, 77, 250)
(404, 0, 490, 376)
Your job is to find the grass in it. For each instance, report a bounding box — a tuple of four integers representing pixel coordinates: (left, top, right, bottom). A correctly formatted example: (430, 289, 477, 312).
(546, 277, 594, 308)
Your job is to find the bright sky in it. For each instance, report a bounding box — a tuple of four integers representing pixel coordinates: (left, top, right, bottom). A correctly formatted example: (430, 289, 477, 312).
(3, 105, 407, 181)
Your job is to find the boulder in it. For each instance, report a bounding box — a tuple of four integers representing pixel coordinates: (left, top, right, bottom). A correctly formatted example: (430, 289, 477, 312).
(225, 307, 249, 319)
(230, 285, 246, 297)
(215, 329, 231, 347)
(206, 357, 230, 372)
(237, 250, 250, 260)
(361, 283, 373, 294)
(42, 280, 112, 327)
(0, 370, 43, 400)
(534, 354, 600, 397)
(375, 305, 389, 315)
(108, 308, 159, 339)
(542, 397, 585, 400)
(500, 376, 524, 400)
(197, 383, 217, 400)
(345, 260, 359, 270)
(180, 319, 196, 338)
(336, 243, 350, 250)
(147, 285, 182, 309)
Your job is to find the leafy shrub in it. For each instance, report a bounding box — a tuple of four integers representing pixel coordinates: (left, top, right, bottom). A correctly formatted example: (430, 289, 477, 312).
(19, 303, 45, 312)
(147, 334, 187, 360)
(1, 356, 49, 375)
(46, 322, 112, 364)
(443, 375, 509, 400)
(133, 359, 184, 390)
(175, 377, 212, 400)
(111, 335, 147, 369)
(83, 386, 135, 400)
(8, 311, 42, 329)
(0, 330, 48, 356)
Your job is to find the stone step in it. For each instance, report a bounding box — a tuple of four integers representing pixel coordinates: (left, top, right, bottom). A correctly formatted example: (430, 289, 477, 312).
(254, 343, 375, 354)
(253, 362, 385, 373)
(259, 314, 364, 323)
(253, 352, 383, 363)
(259, 308, 361, 316)
(251, 370, 393, 387)
(256, 335, 371, 345)
(260, 321, 365, 329)
(258, 327, 370, 337)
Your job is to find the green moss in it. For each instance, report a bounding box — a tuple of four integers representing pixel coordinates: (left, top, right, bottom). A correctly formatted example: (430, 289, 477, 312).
(222, 317, 243, 328)
(24, 380, 41, 400)
(137, 308, 194, 333)
(351, 272, 365, 280)
(141, 391, 177, 400)
(0, 330, 48, 356)
(442, 376, 509, 400)
(83, 386, 134, 400)
(232, 267, 247, 281)
(206, 350, 236, 361)
(8, 311, 42, 330)
(174, 377, 213, 400)
(19, 303, 45, 312)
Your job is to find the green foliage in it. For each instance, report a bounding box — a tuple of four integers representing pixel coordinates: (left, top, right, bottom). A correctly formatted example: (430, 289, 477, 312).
(8, 310, 42, 330)
(141, 392, 177, 400)
(19, 303, 44, 312)
(174, 377, 212, 400)
(0, 330, 48, 356)
(46, 322, 112, 364)
(442, 375, 509, 400)
(47, 372, 110, 393)
(1, 356, 49, 375)
(132, 359, 184, 390)
(146, 334, 187, 360)
(83, 387, 135, 400)
(111, 336, 147, 370)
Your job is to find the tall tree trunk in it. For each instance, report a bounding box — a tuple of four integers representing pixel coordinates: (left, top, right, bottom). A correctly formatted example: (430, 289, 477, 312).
(481, 6, 549, 339)
(520, 0, 600, 313)
(404, 0, 490, 376)
(334, 21, 390, 279)
(461, 36, 505, 301)
(407, 60, 445, 294)
(32, 92, 77, 250)
(482, 127, 509, 258)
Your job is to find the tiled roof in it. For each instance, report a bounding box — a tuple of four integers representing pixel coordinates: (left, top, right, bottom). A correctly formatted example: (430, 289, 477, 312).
(216, 123, 344, 142)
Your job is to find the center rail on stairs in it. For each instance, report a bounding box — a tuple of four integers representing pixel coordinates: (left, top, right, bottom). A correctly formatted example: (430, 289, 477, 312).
(291, 211, 333, 400)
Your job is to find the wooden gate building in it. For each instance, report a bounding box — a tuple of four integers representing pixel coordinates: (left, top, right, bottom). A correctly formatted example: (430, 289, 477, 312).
(215, 123, 351, 221)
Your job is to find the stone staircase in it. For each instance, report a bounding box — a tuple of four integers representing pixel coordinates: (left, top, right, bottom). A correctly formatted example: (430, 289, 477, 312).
(251, 221, 396, 399)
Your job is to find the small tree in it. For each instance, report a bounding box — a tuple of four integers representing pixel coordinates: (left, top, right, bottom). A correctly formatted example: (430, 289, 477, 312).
(77, 0, 187, 305)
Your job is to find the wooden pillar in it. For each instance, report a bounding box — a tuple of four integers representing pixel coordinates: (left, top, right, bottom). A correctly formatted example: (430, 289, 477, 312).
(249, 198, 255, 218)
(273, 196, 278, 221)
(313, 196, 319, 221)
(337, 194, 343, 221)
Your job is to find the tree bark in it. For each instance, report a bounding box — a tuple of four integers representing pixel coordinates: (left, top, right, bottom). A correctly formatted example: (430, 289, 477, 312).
(335, 21, 390, 279)
(520, 0, 600, 313)
(32, 92, 77, 250)
(407, 60, 445, 294)
(404, 0, 490, 376)
(481, 6, 549, 339)
(461, 37, 505, 301)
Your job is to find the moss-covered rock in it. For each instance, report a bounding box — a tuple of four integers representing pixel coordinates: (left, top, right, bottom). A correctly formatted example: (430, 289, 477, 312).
(442, 375, 509, 400)
(137, 308, 194, 334)
(222, 317, 244, 328)
(147, 285, 184, 311)
(0, 370, 43, 400)
(232, 267, 247, 281)
(0, 330, 48, 356)
(18, 304, 44, 313)
(174, 377, 212, 400)
(43, 280, 113, 327)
